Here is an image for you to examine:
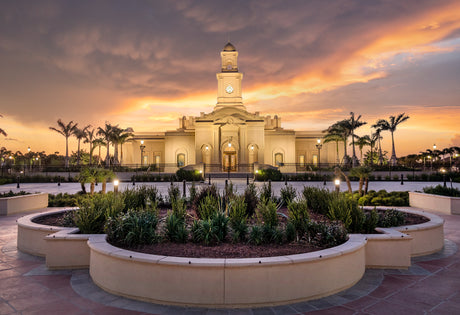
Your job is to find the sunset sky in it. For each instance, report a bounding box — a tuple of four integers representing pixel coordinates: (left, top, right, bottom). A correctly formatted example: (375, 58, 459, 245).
(1, 0, 459, 157)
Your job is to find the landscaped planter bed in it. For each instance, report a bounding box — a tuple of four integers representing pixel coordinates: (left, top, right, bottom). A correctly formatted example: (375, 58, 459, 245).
(17, 206, 445, 307)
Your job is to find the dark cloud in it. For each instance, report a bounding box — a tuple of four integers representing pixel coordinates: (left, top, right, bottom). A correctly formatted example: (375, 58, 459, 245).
(0, 0, 459, 131)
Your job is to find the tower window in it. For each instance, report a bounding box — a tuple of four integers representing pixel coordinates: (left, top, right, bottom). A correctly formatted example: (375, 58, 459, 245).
(275, 153, 284, 166)
(226, 64, 232, 70)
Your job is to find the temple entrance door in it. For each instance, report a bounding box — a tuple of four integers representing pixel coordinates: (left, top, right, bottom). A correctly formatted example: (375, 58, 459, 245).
(222, 147, 237, 172)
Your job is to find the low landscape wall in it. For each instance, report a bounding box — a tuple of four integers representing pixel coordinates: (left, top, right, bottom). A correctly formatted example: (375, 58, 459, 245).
(88, 234, 366, 307)
(0, 193, 48, 216)
(409, 191, 460, 215)
(16, 207, 446, 307)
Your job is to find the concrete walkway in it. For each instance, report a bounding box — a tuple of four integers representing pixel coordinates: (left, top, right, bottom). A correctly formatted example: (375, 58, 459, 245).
(1, 209, 460, 314)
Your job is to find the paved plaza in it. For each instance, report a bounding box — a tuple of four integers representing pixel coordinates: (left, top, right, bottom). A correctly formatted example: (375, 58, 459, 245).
(1, 181, 460, 314)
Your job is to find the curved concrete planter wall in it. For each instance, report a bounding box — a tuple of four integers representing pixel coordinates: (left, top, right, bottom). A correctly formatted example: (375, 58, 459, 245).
(88, 234, 366, 307)
(0, 193, 48, 216)
(17, 207, 445, 307)
(409, 191, 460, 215)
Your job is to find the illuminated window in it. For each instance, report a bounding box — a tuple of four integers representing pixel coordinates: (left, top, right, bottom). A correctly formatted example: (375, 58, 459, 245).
(299, 155, 305, 165)
(177, 154, 185, 167)
(275, 153, 283, 166)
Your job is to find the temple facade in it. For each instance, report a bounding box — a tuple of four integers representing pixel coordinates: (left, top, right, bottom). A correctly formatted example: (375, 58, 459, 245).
(123, 43, 338, 172)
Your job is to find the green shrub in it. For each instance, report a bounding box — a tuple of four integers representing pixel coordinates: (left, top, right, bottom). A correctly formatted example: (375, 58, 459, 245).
(105, 209, 159, 246)
(255, 168, 282, 181)
(189, 182, 197, 203)
(348, 204, 366, 234)
(249, 225, 264, 245)
(287, 200, 310, 241)
(122, 186, 162, 210)
(212, 212, 229, 243)
(327, 194, 353, 229)
(262, 225, 284, 244)
(192, 184, 219, 212)
(363, 209, 379, 233)
(423, 185, 460, 197)
(48, 193, 81, 207)
(197, 194, 220, 220)
(260, 181, 273, 202)
(191, 219, 216, 246)
(164, 212, 188, 243)
(231, 219, 248, 243)
(307, 221, 348, 248)
(379, 209, 406, 227)
(256, 197, 279, 228)
(74, 197, 107, 234)
(176, 169, 202, 181)
(171, 198, 187, 222)
(243, 183, 258, 217)
(285, 222, 296, 243)
(228, 195, 248, 242)
(280, 185, 297, 205)
(302, 187, 333, 215)
(168, 184, 180, 204)
(0, 190, 30, 198)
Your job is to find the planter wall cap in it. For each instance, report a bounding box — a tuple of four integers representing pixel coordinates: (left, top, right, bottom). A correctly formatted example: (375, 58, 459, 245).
(0, 192, 47, 200)
(159, 256, 226, 267)
(225, 256, 292, 267)
(17, 208, 77, 231)
(88, 234, 107, 244)
(45, 228, 86, 240)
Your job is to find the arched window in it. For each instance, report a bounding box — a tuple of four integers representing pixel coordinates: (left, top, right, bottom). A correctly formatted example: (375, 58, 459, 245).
(177, 153, 185, 167)
(275, 153, 284, 166)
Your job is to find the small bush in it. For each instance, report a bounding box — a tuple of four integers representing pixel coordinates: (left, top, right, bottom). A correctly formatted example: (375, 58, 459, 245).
(423, 185, 460, 197)
(302, 187, 333, 215)
(280, 185, 297, 205)
(327, 194, 353, 229)
(168, 184, 180, 204)
(191, 219, 216, 246)
(379, 209, 406, 227)
(171, 198, 187, 222)
(189, 182, 197, 203)
(307, 221, 348, 248)
(192, 184, 219, 212)
(0, 190, 30, 198)
(285, 222, 296, 243)
(249, 225, 264, 245)
(362, 209, 379, 233)
(243, 183, 258, 217)
(164, 212, 188, 243)
(212, 212, 229, 243)
(105, 209, 159, 246)
(256, 197, 279, 228)
(260, 181, 273, 202)
(287, 200, 310, 241)
(176, 169, 202, 182)
(48, 193, 81, 207)
(255, 168, 282, 181)
(197, 194, 220, 220)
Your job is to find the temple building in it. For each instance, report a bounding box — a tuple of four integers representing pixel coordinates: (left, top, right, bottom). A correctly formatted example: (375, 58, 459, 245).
(123, 43, 337, 173)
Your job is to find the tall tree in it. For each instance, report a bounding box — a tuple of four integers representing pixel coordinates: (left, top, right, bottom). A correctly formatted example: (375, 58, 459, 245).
(117, 128, 133, 165)
(73, 125, 90, 166)
(84, 128, 97, 165)
(348, 112, 367, 167)
(92, 138, 106, 165)
(109, 125, 122, 165)
(324, 121, 351, 165)
(323, 133, 342, 165)
(97, 123, 114, 166)
(353, 135, 371, 164)
(374, 113, 410, 166)
(49, 119, 78, 168)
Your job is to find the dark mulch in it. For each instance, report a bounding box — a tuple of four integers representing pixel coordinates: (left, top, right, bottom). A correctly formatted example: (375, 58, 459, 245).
(119, 242, 325, 259)
(404, 213, 430, 225)
(32, 210, 75, 227)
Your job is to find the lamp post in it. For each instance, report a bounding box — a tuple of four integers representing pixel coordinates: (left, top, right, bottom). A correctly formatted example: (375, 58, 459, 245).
(27, 146, 31, 172)
(441, 168, 447, 188)
(334, 178, 340, 194)
(316, 139, 322, 170)
(140, 140, 145, 167)
(113, 179, 119, 194)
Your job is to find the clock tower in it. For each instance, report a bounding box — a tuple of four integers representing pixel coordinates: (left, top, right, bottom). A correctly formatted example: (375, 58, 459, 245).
(216, 42, 244, 109)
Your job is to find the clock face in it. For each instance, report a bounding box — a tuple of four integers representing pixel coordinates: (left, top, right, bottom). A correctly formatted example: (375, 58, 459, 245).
(225, 85, 234, 94)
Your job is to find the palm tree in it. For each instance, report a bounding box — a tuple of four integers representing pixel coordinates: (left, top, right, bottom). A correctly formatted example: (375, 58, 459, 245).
(84, 128, 96, 165)
(73, 125, 90, 166)
(0, 114, 7, 138)
(117, 128, 133, 165)
(367, 133, 379, 166)
(324, 120, 351, 165)
(348, 112, 367, 167)
(49, 119, 78, 168)
(374, 113, 410, 166)
(97, 123, 114, 166)
(109, 125, 122, 165)
(350, 166, 373, 196)
(92, 138, 106, 165)
(323, 133, 342, 165)
(353, 135, 371, 164)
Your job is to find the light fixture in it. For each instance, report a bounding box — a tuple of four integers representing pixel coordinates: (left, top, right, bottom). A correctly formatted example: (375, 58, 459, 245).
(205, 145, 209, 151)
(317, 139, 321, 144)
(228, 143, 232, 147)
(334, 179, 340, 193)
(199, 170, 202, 174)
(140, 140, 144, 145)
(255, 170, 259, 174)
(113, 179, 119, 193)
(250, 145, 254, 151)
(27, 147, 31, 152)
(433, 144, 436, 150)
